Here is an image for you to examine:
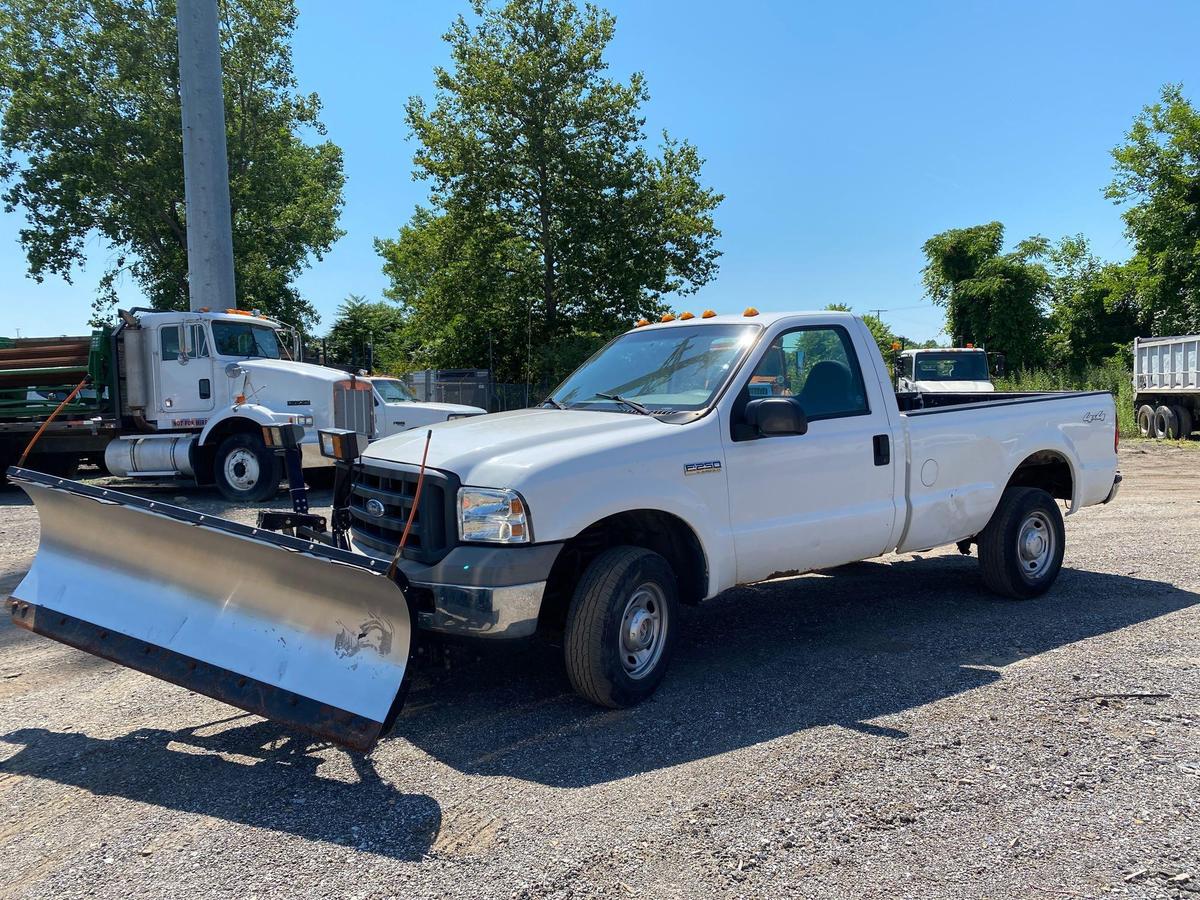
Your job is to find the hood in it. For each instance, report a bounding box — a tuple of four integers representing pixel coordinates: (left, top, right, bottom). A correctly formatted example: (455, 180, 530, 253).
(237, 358, 351, 385)
(913, 380, 995, 393)
(363, 407, 666, 487)
(382, 400, 486, 416)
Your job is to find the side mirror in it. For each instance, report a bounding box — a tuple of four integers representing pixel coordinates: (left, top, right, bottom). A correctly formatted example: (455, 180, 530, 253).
(744, 396, 808, 437)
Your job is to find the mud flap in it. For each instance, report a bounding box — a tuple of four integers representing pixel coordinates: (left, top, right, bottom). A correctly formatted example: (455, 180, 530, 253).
(5, 468, 412, 752)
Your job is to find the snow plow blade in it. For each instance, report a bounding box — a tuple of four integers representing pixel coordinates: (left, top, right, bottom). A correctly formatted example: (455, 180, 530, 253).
(5, 468, 412, 752)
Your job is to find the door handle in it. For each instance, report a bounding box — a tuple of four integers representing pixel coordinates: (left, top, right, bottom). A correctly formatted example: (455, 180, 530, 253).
(872, 434, 890, 466)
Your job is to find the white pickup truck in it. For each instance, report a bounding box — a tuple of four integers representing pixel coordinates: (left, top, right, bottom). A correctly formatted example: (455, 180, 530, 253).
(7, 310, 1121, 749)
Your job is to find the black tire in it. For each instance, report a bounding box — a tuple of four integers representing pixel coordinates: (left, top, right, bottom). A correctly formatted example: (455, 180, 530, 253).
(1154, 404, 1179, 440)
(977, 487, 1065, 600)
(1172, 405, 1193, 440)
(1136, 404, 1155, 438)
(212, 432, 280, 503)
(564, 546, 679, 708)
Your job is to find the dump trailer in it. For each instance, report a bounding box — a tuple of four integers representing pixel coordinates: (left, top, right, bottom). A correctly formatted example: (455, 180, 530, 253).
(1133, 334, 1199, 439)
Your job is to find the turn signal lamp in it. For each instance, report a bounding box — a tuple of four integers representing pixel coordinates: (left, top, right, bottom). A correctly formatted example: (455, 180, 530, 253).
(891, 341, 902, 351)
(702, 310, 717, 318)
(743, 307, 759, 317)
(660, 313, 676, 322)
(261, 423, 304, 450)
(679, 311, 695, 320)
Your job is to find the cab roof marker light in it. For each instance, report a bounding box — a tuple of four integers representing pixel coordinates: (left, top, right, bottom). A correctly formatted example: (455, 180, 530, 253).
(743, 307, 759, 317)
(635, 318, 650, 327)
(660, 313, 676, 322)
(702, 309, 717, 318)
(679, 311, 695, 320)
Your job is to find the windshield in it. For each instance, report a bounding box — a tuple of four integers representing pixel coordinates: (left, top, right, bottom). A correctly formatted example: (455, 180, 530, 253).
(211, 321, 283, 359)
(373, 378, 416, 402)
(550, 324, 760, 413)
(913, 351, 989, 382)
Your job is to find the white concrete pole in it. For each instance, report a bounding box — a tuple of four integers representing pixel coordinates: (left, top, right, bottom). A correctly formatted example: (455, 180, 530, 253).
(176, 0, 236, 312)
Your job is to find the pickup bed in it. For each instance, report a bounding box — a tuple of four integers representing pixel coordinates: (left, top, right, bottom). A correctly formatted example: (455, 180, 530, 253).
(354, 310, 1121, 707)
(6, 311, 1121, 747)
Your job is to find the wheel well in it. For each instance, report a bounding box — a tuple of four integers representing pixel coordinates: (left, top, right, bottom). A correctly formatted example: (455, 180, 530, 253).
(1006, 450, 1073, 502)
(192, 417, 262, 485)
(538, 510, 708, 634)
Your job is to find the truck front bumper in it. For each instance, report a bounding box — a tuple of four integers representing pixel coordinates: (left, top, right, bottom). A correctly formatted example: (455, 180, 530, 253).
(381, 542, 564, 639)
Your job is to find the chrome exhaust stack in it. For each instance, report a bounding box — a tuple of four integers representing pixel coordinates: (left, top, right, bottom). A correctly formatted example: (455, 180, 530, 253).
(5, 468, 413, 751)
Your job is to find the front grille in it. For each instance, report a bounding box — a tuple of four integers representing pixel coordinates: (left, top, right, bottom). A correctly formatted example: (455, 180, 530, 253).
(349, 462, 457, 564)
(334, 382, 374, 437)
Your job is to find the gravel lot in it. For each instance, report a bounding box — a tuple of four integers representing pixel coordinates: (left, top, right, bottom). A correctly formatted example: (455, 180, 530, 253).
(1, 442, 1197, 899)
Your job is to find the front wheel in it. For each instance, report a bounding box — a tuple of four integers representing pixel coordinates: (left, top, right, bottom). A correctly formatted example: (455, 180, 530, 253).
(213, 432, 280, 503)
(564, 546, 679, 708)
(977, 487, 1065, 599)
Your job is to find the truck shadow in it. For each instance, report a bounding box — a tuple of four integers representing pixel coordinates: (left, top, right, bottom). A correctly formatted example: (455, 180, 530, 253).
(0, 717, 441, 860)
(394, 553, 1198, 787)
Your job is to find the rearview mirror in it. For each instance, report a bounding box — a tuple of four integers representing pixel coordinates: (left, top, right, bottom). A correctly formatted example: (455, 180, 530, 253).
(744, 396, 808, 437)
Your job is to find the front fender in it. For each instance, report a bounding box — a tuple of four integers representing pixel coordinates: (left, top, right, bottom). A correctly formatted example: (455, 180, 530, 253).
(197, 404, 292, 446)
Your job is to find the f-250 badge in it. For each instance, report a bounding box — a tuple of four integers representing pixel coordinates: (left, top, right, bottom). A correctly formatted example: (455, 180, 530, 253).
(1082, 411, 1107, 423)
(684, 460, 722, 476)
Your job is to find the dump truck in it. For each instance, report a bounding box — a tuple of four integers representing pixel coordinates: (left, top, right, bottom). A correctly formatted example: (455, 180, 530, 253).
(1, 307, 381, 500)
(1133, 334, 1199, 439)
(6, 310, 1121, 751)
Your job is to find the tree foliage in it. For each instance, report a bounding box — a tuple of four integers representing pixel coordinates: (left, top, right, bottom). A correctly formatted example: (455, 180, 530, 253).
(921, 222, 1049, 370)
(377, 0, 723, 383)
(323, 295, 407, 373)
(1043, 236, 1140, 374)
(0, 0, 345, 329)
(1107, 84, 1200, 334)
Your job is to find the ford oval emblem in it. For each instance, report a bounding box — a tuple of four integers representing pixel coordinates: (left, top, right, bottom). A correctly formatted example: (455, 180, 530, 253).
(365, 498, 386, 518)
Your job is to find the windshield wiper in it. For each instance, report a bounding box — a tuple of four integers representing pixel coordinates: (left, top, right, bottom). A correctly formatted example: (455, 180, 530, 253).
(540, 397, 568, 410)
(593, 392, 651, 415)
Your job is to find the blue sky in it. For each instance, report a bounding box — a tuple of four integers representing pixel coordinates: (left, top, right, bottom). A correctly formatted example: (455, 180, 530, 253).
(3, 0, 1199, 342)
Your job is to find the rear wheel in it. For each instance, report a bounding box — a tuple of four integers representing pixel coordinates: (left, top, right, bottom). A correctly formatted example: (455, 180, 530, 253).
(1154, 404, 1180, 439)
(1136, 404, 1155, 438)
(978, 487, 1065, 599)
(1172, 405, 1193, 439)
(213, 432, 280, 503)
(564, 546, 679, 708)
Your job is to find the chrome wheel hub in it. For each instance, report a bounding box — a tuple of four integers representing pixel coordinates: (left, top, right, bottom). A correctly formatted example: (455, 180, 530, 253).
(224, 448, 260, 491)
(619, 583, 667, 680)
(1017, 510, 1055, 579)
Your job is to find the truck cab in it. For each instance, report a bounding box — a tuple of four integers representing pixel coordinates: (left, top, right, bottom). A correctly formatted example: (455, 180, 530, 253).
(364, 376, 485, 439)
(897, 347, 995, 393)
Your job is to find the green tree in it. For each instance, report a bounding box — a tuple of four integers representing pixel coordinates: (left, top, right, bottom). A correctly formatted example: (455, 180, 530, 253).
(377, 0, 723, 383)
(921, 221, 1049, 370)
(1044, 235, 1140, 374)
(0, 0, 345, 329)
(324, 295, 408, 372)
(824, 302, 897, 359)
(1107, 84, 1200, 334)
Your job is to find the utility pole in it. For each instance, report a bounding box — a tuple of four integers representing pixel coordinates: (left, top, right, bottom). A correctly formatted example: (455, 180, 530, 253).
(176, 0, 236, 313)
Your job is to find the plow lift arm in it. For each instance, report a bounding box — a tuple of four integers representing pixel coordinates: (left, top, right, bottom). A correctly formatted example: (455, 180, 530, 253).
(5, 451, 414, 752)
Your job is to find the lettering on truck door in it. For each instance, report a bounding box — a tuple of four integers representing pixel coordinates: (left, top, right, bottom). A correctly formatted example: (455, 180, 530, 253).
(721, 323, 897, 583)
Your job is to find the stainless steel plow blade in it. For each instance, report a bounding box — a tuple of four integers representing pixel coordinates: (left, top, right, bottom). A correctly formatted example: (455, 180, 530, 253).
(5, 468, 412, 751)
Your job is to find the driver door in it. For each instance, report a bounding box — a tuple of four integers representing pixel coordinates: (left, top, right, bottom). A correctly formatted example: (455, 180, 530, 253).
(721, 323, 898, 583)
(156, 321, 215, 419)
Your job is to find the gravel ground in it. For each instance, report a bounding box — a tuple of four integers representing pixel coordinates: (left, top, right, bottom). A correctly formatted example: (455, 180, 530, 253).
(0, 442, 1197, 899)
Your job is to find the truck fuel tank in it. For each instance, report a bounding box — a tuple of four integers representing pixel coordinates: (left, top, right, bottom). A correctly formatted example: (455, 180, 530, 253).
(5, 468, 413, 751)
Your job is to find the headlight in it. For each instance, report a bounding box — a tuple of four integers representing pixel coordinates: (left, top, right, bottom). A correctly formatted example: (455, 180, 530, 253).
(458, 487, 530, 543)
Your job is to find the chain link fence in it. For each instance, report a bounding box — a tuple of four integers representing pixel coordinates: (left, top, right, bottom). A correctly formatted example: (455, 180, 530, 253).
(403, 369, 551, 413)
